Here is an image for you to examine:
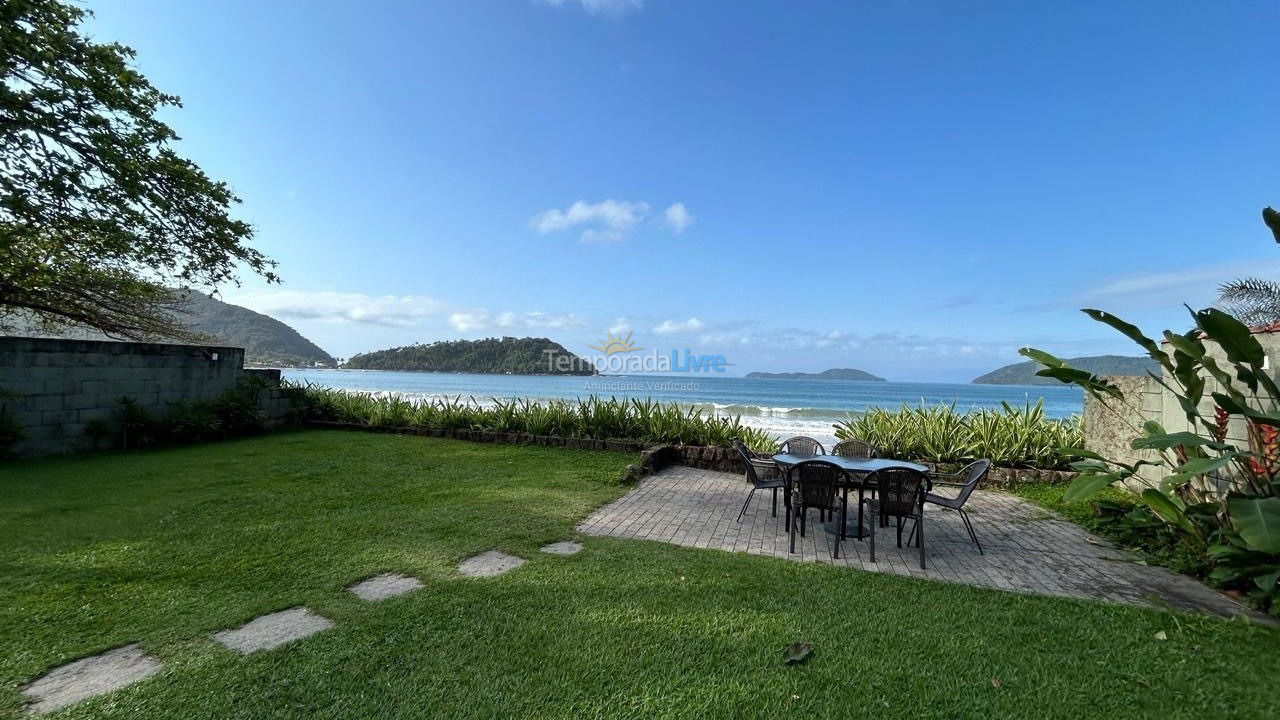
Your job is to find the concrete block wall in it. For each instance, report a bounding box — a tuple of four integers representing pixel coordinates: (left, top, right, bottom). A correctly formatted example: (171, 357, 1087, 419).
(0, 337, 293, 457)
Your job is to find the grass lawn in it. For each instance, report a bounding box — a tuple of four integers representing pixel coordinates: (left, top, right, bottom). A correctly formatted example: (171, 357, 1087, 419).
(1, 430, 1277, 719)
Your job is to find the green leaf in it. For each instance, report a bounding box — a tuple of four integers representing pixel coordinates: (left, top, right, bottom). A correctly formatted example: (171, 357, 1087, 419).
(1082, 309, 1169, 362)
(1264, 206, 1280, 245)
(1141, 489, 1198, 537)
(783, 642, 813, 665)
(1171, 455, 1239, 477)
(1253, 569, 1280, 591)
(1018, 347, 1065, 368)
(1226, 496, 1280, 554)
(1130, 432, 1232, 452)
(1064, 472, 1119, 503)
(1194, 307, 1265, 367)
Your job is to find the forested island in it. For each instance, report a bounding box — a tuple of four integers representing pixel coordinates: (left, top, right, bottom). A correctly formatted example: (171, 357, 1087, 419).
(343, 337, 596, 375)
(972, 355, 1157, 385)
(746, 368, 886, 381)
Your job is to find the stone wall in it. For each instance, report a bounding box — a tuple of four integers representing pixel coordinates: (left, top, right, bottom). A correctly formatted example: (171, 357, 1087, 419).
(1082, 331, 1280, 489)
(0, 336, 294, 457)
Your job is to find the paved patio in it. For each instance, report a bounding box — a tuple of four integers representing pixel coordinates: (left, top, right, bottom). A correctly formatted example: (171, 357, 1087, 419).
(579, 465, 1254, 618)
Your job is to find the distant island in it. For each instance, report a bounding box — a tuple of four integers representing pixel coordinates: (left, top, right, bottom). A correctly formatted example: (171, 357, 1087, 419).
(344, 337, 596, 375)
(972, 355, 1158, 385)
(746, 368, 886, 381)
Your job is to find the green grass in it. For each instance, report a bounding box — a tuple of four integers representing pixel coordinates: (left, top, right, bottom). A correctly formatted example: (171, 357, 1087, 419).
(1, 431, 1277, 719)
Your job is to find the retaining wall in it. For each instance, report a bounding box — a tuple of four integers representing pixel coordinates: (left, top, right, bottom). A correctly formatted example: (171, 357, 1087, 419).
(0, 336, 293, 457)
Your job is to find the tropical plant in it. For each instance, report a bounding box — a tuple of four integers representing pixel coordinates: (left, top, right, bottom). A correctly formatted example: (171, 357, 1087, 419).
(1023, 211, 1280, 611)
(833, 401, 1083, 469)
(292, 385, 779, 453)
(1215, 207, 1280, 325)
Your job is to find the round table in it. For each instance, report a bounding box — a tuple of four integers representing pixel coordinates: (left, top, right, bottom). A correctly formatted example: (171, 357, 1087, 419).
(771, 453, 930, 539)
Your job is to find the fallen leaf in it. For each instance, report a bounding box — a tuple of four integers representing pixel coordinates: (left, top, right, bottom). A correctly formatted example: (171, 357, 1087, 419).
(783, 642, 813, 665)
(990, 678, 1002, 688)
(1154, 630, 1167, 641)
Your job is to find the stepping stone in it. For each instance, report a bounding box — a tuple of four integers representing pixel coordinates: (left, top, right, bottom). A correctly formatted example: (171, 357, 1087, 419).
(457, 550, 525, 577)
(212, 607, 333, 654)
(540, 541, 583, 556)
(347, 573, 423, 601)
(21, 644, 161, 715)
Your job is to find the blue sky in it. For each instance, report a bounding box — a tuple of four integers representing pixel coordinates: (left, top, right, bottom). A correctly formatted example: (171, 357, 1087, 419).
(86, 0, 1278, 382)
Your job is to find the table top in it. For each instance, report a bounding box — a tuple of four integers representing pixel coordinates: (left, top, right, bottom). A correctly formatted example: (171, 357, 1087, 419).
(771, 453, 929, 474)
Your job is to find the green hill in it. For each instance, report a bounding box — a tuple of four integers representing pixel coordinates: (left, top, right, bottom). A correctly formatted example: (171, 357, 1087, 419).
(1, 293, 336, 368)
(344, 337, 595, 375)
(175, 293, 337, 368)
(746, 368, 885, 381)
(972, 355, 1157, 385)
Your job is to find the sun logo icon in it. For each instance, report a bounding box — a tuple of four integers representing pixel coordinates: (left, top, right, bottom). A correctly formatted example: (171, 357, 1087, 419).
(590, 331, 641, 355)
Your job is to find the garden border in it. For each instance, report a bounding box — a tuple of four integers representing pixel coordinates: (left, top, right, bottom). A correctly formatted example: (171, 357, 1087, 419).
(302, 420, 1077, 488)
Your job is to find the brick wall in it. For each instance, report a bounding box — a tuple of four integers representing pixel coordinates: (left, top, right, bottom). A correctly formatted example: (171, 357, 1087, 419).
(0, 336, 294, 457)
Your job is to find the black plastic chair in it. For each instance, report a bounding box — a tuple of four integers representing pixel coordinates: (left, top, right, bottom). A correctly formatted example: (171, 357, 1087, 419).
(861, 467, 931, 569)
(831, 438, 878, 459)
(786, 459, 849, 559)
(921, 459, 990, 554)
(731, 439, 786, 522)
(779, 436, 825, 456)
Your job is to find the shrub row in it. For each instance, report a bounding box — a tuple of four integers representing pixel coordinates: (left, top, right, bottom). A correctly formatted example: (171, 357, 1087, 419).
(834, 401, 1084, 469)
(293, 386, 779, 452)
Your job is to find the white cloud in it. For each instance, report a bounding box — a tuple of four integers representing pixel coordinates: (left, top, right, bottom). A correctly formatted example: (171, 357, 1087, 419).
(229, 290, 448, 328)
(1065, 259, 1280, 311)
(540, 0, 643, 15)
(653, 317, 705, 335)
(531, 199, 693, 243)
(662, 203, 694, 234)
(608, 317, 632, 335)
(531, 199, 649, 243)
(451, 309, 589, 333)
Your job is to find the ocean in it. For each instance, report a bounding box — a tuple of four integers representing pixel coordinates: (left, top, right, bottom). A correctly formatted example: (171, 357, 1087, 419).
(281, 369, 1084, 447)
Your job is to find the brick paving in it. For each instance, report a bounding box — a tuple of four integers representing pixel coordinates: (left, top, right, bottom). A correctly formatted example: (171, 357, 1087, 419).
(580, 465, 1254, 618)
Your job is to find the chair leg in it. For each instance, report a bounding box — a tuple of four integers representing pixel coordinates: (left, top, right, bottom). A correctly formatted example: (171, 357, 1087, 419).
(736, 488, 755, 522)
(960, 509, 983, 554)
(789, 506, 797, 553)
(867, 502, 876, 562)
(771, 487, 778, 517)
(800, 507, 807, 537)
(918, 507, 926, 570)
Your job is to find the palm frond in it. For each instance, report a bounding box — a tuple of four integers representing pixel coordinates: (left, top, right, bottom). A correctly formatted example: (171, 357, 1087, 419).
(1217, 277, 1280, 326)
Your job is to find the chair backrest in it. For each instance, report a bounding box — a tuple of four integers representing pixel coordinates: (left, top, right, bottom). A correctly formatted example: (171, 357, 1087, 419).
(732, 439, 762, 486)
(832, 438, 877, 459)
(952, 459, 991, 506)
(786, 459, 846, 510)
(867, 467, 930, 517)
(780, 436, 825, 456)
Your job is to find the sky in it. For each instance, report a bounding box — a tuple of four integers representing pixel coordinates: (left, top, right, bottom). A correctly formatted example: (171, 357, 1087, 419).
(84, 0, 1279, 383)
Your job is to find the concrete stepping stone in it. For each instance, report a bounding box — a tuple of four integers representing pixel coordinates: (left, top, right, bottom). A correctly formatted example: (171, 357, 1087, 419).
(212, 607, 333, 654)
(347, 573, 423, 601)
(539, 541, 583, 556)
(21, 644, 161, 715)
(457, 550, 525, 577)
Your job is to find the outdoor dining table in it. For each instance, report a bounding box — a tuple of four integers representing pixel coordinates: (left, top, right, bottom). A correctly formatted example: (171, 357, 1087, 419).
(771, 453, 930, 539)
